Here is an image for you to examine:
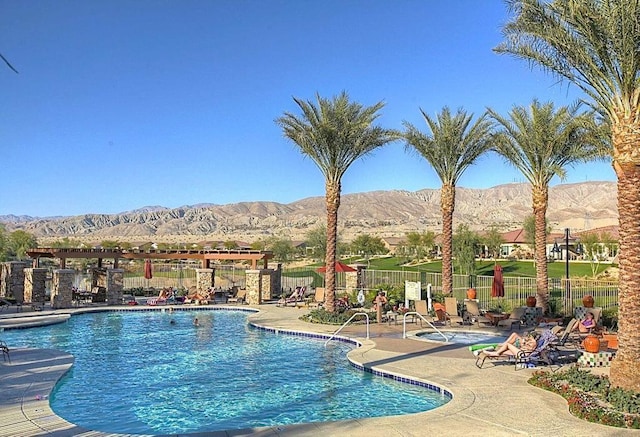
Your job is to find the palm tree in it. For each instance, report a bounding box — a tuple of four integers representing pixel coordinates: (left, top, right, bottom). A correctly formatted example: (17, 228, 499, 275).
(404, 107, 493, 295)
(488, 100, 603, 313)
(276, 92, 398, 312)
(496, 0, 637, 390)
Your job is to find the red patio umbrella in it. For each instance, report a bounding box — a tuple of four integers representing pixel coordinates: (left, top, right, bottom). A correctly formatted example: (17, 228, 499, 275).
(491, 264, 504, 297)
(316, 261, 357, 273)
(144, 259, 153, 280)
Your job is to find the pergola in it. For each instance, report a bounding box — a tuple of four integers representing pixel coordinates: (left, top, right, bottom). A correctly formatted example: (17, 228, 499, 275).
(26, 248, 274, 270)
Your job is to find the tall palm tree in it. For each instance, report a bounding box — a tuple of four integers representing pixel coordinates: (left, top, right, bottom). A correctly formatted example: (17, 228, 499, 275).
(276, 92, 398, 312)
(496, 0, 638, 390)
(488, 100, 603, 313)
(404, 107, 493, 295)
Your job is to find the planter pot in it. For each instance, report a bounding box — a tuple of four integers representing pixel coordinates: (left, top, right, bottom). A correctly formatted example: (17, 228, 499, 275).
(526, 296, 537, 307)
(583, 334, 600, 353)
(582, 295, 595, 308)
(466, 288, 477, 299)
(602, 333, 618, 349)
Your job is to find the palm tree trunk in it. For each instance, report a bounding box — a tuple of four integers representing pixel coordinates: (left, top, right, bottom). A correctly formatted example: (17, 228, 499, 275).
(441, 184, 455, 295)
(324, 180, 341, 313)
(609, 119, 640, 390)
(532, 184, 549, 314)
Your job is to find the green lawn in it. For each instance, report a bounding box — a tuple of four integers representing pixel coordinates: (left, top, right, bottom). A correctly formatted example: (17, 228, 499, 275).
(363, 256, 610, 278)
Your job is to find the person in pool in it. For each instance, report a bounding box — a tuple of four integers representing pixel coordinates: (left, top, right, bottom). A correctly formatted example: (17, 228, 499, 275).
(483, 332, 538, 357)
(193, 317, 200, 327)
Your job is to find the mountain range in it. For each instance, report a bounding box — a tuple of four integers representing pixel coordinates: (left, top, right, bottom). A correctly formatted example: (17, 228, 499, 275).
(0, 182, 618, 244)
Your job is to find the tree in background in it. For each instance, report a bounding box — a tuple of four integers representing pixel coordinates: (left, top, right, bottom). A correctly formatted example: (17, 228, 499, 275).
(523, 214, 551, 257)
(0, 224, 7, 262)
(404, 231, 435, 261)
(51, 237, 83, 248)
(580, 232, 603, 278)
(404, 107, 493, 294)
(265, 237, 295, 263)
(223, 240, 239, 250)
(482, 226, 504, 260)
(489, 100, 602, 313)
(453, 224, 480, 276)
(7, 230, 37, 260)
(304, 225, 327, 262)
(496, 0, 637, 391)
(277, 92, 398, 312)
(350, 234, 387, 266)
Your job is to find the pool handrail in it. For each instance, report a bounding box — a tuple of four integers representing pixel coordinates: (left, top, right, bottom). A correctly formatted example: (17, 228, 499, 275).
(402, 312, 448, 342)
(324, 312, 369, 346)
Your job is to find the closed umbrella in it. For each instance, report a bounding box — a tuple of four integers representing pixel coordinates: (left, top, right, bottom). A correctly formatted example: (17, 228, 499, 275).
(144, 259, 153, 280)
(491, 264, 504, 297)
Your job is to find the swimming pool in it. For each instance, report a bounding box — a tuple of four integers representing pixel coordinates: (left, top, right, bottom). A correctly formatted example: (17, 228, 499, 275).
(2, 309, 449, 434)
(415, 330, 507, 345)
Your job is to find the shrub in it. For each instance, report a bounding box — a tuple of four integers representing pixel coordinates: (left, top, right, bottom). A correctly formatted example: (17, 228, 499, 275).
(529, 367, 640, 428)
(301, 308, 377, 325)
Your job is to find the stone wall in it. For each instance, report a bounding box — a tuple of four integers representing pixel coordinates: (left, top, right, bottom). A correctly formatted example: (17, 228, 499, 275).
(51, 269, 74, 309)
(106, 269, 124, 305)
(195, 269, 215, 293)
(23, 268, 47, 305)
(245, 270, 262, 305)
(0, 261, 29, 303)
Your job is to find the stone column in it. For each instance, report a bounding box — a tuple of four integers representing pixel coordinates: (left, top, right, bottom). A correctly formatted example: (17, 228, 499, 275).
(245, 270, 262, 305)
(1, 261, 29, 303)
(51, 269, 74, 309)
(195, 269, 215, 294)
(345, 271, 359, 292)
(24, 268, 48, 305)
(260, 269, 273, 300)
(106, 268, 124, 305)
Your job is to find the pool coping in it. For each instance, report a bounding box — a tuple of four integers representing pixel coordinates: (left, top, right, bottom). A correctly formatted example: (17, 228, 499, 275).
(0, 304, 634, 436)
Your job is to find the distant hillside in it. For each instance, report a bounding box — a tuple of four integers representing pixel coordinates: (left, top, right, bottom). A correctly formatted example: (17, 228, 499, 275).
(0, 182, 618, 244)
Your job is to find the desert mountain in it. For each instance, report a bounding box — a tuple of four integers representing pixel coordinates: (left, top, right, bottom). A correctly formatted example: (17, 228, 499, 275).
(0, 182, 618, 244)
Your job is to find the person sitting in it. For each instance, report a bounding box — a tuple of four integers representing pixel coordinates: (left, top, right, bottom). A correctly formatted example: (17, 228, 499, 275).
(483, 332, 538, 357)
(576, 311, 596, 333)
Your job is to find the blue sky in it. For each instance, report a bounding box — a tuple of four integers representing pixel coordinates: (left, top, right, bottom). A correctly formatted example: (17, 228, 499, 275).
(1, 0, 614, 217)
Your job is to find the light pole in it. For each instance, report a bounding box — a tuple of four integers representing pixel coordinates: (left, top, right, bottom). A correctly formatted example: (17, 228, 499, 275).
(561, 228, 583, 294)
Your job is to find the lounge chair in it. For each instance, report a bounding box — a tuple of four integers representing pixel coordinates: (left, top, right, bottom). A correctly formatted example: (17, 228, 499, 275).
(413, 300, 436, 326)
(497, 307, 526, 330)
(444, 297, 464, 326)
(277, 287, 305, 307)
(463, 300, 492, 327)
(227, 289, 247, 305)
(1, 340, 10, 363)
(307, 287, 325, 309)
(476, 329, 559, 369)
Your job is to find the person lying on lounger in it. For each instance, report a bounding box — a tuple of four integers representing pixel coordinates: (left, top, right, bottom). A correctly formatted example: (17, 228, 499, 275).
(575, 311, 596, 333)
(483, 332, 538, 357)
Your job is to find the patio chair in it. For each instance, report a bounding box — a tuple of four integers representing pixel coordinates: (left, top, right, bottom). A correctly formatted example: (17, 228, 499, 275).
(413, 300, 437, 326)
(497, 307, 526, 330)
(307, 287, 325, 309)
(463, 300, 492, 327)
(277, 287, 305, 307)
(444, 297, 464, 326)
(476, 329, 559, 369)
(227, 289, 247, 305)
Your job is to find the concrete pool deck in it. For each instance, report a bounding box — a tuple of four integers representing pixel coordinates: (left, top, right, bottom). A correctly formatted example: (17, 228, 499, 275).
(0, 303, 634, 437)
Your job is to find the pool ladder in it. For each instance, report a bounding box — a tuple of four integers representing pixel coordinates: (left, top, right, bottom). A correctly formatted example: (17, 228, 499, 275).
(402, 312, 448, 342)
(324, 312, 369, 346)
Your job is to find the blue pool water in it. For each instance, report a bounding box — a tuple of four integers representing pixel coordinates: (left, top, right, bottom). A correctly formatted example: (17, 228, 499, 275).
(2, 310, 449, 434)
(417, 331, 507, 345)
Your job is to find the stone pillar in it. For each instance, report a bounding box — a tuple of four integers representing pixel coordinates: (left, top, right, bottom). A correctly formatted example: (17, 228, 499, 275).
(24, 268, 48, 305)
(345, 271, 359, 292)
(106, 268, 124, 305)
(196, 269, 215, 294)
(51, 269, 74, 309)
(260, 269, 273, 300)
(245, 270, 262, 305)
(1, 261, 29, 303)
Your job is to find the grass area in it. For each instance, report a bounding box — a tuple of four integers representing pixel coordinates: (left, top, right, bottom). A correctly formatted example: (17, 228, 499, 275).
(362, 256, 611, 278)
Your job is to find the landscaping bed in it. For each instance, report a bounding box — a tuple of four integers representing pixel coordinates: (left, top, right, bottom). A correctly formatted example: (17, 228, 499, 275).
(529, 367, 640, 429)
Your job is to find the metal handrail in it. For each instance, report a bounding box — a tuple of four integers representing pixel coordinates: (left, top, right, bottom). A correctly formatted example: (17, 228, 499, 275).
(402, 312, 448, 342)
(324, 312, 369, 346)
